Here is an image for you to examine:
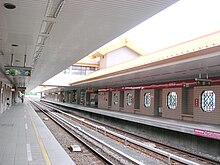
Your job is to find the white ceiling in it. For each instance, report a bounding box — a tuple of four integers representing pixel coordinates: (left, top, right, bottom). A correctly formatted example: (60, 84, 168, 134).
(0, 0, 179, 91)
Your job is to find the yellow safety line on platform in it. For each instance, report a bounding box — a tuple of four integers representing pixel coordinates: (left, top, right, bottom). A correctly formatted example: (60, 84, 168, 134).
(27, 107, 52, 165)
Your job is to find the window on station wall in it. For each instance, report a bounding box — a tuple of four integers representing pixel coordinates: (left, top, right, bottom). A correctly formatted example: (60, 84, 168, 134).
(126, 93, 132, 106)
(201, 90, 215, 112)
(113, 93, 118, 105)
(144, 93, 151, 107)
(167, 92, 177, 109)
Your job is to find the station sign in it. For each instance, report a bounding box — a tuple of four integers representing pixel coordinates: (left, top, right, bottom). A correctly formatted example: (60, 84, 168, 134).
(4, 66, 32, 76)
(17, 87, 26, 91)
(194, 98, 199, 107)
(86, 90, 94, 93)
(195, 78, 211, 86)
(86, 89, 98, 93)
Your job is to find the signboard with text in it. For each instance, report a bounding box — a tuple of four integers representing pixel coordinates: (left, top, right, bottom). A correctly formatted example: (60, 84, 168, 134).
(194, 129, 220, 140)
(17, 87, 26, 91)
(4, 66, 31, 76)
(194, 98, 199, 107)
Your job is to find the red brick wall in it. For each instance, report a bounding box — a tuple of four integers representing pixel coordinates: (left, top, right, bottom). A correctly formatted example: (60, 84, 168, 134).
(194, 86, 220, 124)
(138, 89, 155, 116)
(98, 92, 109, 109)
(162, 88, 182, 120)
(124, 90, 135, 113)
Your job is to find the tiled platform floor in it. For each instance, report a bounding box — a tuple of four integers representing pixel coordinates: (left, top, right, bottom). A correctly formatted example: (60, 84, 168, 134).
(0, 101, 74, 165)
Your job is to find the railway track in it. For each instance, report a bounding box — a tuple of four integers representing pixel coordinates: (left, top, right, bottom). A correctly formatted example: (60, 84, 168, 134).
(30, 100, 148, 165)
(40, 100, 220, 165)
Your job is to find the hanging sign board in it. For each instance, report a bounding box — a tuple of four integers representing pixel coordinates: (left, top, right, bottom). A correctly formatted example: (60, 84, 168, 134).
(4, 66, 32, 76)
(17, 87, 26, 91)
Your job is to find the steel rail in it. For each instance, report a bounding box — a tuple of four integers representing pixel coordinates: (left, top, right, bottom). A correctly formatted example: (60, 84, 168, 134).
(29, 101, 114, 165)
(41, 100, 220, 165)
(39, 101, 208, 165)
(30, 100, 145, 165)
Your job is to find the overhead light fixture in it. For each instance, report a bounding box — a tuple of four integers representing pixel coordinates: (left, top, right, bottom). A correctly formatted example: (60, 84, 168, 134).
(33, 53, 41, 59)
(45, 0, 64, 18)
(4, 3, 16, 9)
(37, 35, 48, 45)
(35, 45, 43, 53)
(40, 21, 54, 34)
(54, 0, 64, 18)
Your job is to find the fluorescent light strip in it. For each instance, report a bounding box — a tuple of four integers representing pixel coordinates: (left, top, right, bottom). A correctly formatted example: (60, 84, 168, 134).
(40, 21, 54, 34)
(45, 0, 64, 18)
(37, 36, 48, 45)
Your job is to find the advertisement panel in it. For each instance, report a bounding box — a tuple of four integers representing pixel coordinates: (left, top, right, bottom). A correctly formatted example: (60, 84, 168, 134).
(4, 66, 32, 76)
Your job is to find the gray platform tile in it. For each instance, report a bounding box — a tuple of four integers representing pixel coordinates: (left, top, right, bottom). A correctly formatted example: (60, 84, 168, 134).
(15, 157, 27, 162)
(28, 162, 45, 165)
(15, 160, 28, 165)
(50, 157, 75, 165)
(15, 153, 27, 161)
(31, 154, 44, 162)
(0, 155, 15, 165)
(0, 153, 4, 164)
(15, 146, 26, 153)
(16, 142, 26, 147)
(0, 102, 75, 165)
(27, 102, 75, 165)
(16, 149, 26, 156)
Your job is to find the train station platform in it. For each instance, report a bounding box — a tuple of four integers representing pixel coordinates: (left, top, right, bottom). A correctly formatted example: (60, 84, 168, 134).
(42, 99, 220, 140)
(0, 101, 74, 165)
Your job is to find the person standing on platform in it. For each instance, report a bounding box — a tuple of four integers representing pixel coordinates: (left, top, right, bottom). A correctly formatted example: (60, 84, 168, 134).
(18, 91, 24, 103)
(21, 95, 24, 103)
(6, 98, 10, 109)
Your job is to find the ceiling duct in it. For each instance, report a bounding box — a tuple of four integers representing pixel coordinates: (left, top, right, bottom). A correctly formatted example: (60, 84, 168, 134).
(45, 0, 64, 18)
